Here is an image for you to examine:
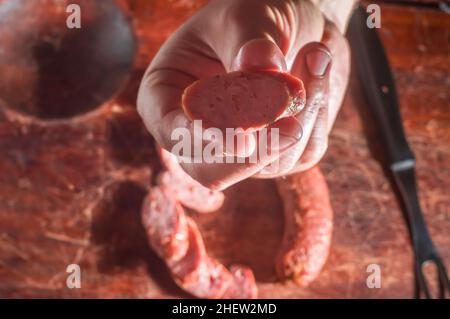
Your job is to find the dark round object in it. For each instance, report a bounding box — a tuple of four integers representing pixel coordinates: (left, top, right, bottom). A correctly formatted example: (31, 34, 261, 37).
(0, 0, 136, 119)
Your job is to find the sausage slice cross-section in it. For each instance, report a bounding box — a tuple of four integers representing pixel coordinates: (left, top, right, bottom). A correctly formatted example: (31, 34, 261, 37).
(182, 71, 305, 132)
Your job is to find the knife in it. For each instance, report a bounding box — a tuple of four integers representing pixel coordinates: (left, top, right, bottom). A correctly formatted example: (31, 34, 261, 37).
(347, 5, 449, 299)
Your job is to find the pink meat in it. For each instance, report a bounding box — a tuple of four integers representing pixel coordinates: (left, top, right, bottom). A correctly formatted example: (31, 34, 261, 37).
(182, 71, 305, 132)
(171, 219, 235, 299)
(222, 265, 258, 299)
(275, 166, 333, 286)
(142, 188, 257, 299)
(141, 187, 189, 262)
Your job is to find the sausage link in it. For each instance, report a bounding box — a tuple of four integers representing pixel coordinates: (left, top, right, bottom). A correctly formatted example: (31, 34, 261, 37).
(142, 184, 257, 298)
(275, 166, 333, 286)
(222, 265, 258, 299)
(141, 187, 189, 262)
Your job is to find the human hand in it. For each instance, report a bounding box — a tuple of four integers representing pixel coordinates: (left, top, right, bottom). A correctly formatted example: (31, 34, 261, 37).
(138, 0, 352, 189)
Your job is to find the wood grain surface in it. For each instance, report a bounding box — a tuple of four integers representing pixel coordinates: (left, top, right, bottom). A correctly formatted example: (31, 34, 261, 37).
(0, 0, 448, 298)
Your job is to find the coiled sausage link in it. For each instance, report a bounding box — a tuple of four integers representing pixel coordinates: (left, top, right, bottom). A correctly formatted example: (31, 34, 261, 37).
(141, 149, 257, 299)
(275, 167, 333, 286)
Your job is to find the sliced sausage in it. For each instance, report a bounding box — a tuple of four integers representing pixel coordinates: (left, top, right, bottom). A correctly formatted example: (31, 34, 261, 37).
(182, 71, 305, 132)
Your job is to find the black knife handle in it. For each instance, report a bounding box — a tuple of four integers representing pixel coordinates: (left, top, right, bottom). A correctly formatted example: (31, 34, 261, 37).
(348, 6, 415, 165)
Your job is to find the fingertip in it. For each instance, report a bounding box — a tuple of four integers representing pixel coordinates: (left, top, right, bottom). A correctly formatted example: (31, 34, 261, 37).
(291, 42, 333, 80)
(305, 46, 332, 78)
(231, 38, 287, 72)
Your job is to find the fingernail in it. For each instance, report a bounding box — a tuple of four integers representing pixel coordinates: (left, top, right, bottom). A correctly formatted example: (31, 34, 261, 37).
(306, 49, 331, 77)
(233, 39, 287, 72)
(267, 117, 302, 153)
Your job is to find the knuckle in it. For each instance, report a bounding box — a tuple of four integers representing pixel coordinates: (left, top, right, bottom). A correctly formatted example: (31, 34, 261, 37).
(323, 20, 350, 56)
(222, 0, 274, 31)
(302, 142, 328, 168)
(315, 142, 328, 162)
(323, 20, 341, 40)
(266, 154, 299, 177)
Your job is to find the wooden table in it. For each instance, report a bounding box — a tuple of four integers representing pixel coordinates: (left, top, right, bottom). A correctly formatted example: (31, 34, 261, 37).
(0, 0, 448, 298)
